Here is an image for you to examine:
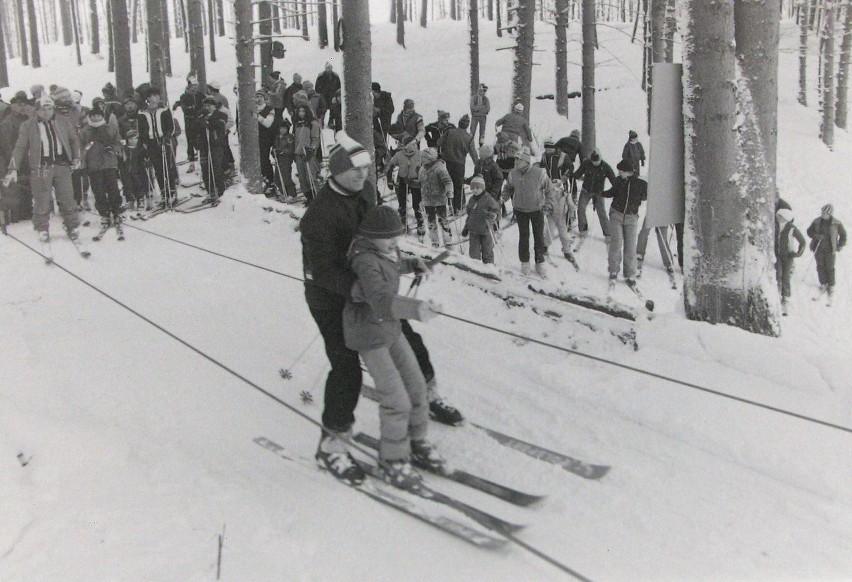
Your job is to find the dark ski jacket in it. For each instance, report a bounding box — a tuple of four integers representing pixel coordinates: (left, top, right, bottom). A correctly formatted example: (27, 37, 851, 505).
(775, 221, 806, 259)
(807, 216, 847, 253)
(555, 134, 583, 165)
(622, 140, 646, 172)
(541, 151, 571, 180)
(372, 90, 395, 134)
(601, 175, 647, 216)
(573, 159, 615, 194)
(472, 157, 504, 200)
(300, 178, 377, 310)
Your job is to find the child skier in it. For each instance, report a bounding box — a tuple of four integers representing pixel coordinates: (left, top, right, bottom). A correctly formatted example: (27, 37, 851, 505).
(343, 205, 444, 491)
(462, 175, 500, 264)
(121, 130, 149, 210)
(774, 208, 806, 316)
(418, 147, 454, 248)
(385, 135, 423, 236)
(273, 119, 298, 202)
(80, 107, 124, 237)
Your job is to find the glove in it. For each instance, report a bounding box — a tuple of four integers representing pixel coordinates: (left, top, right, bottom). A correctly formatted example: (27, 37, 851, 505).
(462, 227, 469, 237)
(2, 171, 17, 187)
(416, 299, 441, 322)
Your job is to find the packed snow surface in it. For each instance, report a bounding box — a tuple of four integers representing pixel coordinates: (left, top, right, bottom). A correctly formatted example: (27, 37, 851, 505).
(1, 14, 851, 582)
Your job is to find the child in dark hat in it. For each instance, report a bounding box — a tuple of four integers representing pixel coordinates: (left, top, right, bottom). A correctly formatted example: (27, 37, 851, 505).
(462, 175, 501, 264)
(343, 205, 445, 491)
(121, 129, 150, 211)
(622, 129, 646, 176)
(273, 118, 298, 201)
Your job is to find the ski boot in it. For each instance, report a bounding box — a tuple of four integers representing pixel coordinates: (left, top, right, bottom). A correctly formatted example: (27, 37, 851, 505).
(521, 262, 531, 276)
(564, 251, 580, 272)
(379, 459, 424, 492)
(535, 261, 548, 279)
(315, 431, 365, 486)
(429, 398, 464, 426)
(411, 439, 447, 474)
(38, 230, 50, 243)
(93, 216, 112, 241)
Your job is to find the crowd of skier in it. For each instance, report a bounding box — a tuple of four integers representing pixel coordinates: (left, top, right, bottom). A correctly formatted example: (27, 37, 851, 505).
(0, 70, 846, 491)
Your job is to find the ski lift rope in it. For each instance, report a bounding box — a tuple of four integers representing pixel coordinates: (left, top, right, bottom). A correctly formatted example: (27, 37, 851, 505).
(6, 228, 852, 438)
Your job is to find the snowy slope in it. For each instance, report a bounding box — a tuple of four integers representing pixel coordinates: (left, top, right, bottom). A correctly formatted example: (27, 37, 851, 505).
(1, 16, 851, 582)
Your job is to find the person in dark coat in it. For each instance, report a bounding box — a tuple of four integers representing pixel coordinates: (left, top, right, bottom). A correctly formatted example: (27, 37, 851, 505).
(621, 130, 646, 176)
(774, 208, 806, 315)
(0, 92, 33, 222)
(469, 83, 490, 147)
(390, 99, 425, 146)
(191, 97, 230, 202)
(120, 129, 149, 210)
(472, 144, 504, 204)
(118, 97, 140, 139)
(79, 107, 124, 226)
(806, 204, 846, 305)
(438, 114, 478, 212)
(137, 87, 177, 205)
(424, 110, 454, 149)
(371, 82, 395, 139)
(602, 159, 647, 283)
(256, 91, 279, 195)
(314, 63, 341, 118)
(173, 79, 205, 170)
(273, 119, 297, 201)
(283, 73, 303, 118)
(572, 150, 615, 238)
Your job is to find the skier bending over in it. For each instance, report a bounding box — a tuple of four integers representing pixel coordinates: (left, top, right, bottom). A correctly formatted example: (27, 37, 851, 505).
(344, 205, 445, 490)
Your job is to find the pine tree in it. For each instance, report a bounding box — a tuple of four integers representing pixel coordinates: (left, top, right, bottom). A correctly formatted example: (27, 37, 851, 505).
(0, 2, 7, 88)
(341, 0, 375, 172)
(820, 0, 836, 148)
(235, 0, 262, 192)
(258, 1, 272, 81)
(89, 0, 99, 53)
(582, 0, 596, 152)
(26, 0, 39, 67)
(187, 0, 206, 92)
(207, 0, 216, 61)
(111, 0, 133, 95)
(470, 0, 480, 95)
(146, 0, 167, 98)
(835, 1, 851, 128)
(318, 0, 328, 47)
(555, 0, 569, 116)
(16, 0, 28, 66)
(512, 0, 535, 118)
(59, 0, 72, 45)
(396, 0, 405, 46)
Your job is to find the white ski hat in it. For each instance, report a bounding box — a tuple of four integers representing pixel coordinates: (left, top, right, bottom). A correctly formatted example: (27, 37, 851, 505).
(208, 79, 221, 90)
(513, 102, 524, 112)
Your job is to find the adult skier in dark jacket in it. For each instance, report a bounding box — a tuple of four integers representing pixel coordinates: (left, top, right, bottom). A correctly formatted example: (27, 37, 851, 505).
(572, 151, 615, 237)
(372, 82, 395, 139)
(621, 130, 646, 176)
(806, 204, 846, 305)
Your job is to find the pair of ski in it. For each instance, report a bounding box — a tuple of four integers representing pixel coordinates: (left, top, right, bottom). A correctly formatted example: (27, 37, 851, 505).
(254, 436, 514, 549)
(359, 383, 610, 481)
(608, 278, 655, 312)
(129, 196, 193, 221)
(175, 197, 220, 214)
(41, 232, 91, 264)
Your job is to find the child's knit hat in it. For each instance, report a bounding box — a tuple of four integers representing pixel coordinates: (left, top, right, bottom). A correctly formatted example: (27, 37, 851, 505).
(359, 205, 405, 239)
(470, 175, 486, 190)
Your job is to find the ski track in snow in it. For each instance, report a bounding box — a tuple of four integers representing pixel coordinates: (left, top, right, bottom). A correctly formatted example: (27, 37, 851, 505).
(0, 16, 851, 581)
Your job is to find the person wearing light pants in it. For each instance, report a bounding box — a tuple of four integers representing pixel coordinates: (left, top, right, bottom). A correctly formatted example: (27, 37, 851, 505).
(602, 159, 647, 282)
(543, 178, 577, 261)
(637, 219, 676, 275)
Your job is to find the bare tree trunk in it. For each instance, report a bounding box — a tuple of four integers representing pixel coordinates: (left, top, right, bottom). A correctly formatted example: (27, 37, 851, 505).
(16, 0, 28, 66)
(235, 0, 262, 192)
(820, 1, 835, 148)
(160, 0, 171, 75)
(421, 0, 428, 26)
(70, 0, 82, 64)
(131, 0, 139, 43)
(258, 1, 272, 81)
(207, 0, 216, 61)
(318, 0, 328, 47)
(582, 0, 595, 153)
(89, 0, 99, 53)
(799, 0, 811, 105)
(396, 0, 405, 45)
(390, 0, 396, 22)
(470, 0, 479, 95)
(333, 0, 341, 49)
(512, 0, 535, 120)
(178, 0, 189, 52)
(187, 0, 205, 92)
(301, 0, 308, 38)
(146, 0, 167, 97)
(341, 0, 376, 176)
(0, 1, 7, 88)
(555, 0, 569, 116)
(111, 0, 133, 95)
(683, 0, 779, 336)
(735, 0, 779, 185)
(835, 1, 851, 128)
(496, 0, 501, 36)
(488, 0, 494, 19)
(59, 0, 72, 44)
(26, 0, 39, 67)
(215, 0, 223, 34)
(107, 0, 114, 70)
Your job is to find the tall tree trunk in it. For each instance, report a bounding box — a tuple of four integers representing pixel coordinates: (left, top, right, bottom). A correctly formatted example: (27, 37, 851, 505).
(0, 1, 7, 88)
(235, 0, 262, 192)
(835, 1, 851, 128)
(735, 0, 779, 187)
(396, 0, 405, 46)
(341, 0, 375, 176)
(89, 0, 99, 53)
(26, 0, 39, 67)
(70, 0, 82, 64)
(146, 0, 167, 97)
(216, 0, 224, 34)
(60, 0, 72, 44)
(488, 0, 494, 20)
(799, 0, 811, 105)
(111, 0, 133, 96)
(512, 0, 535, 121)
(160, 0, 172, 75)
(317, 0, 328, 47)
(470, 0, 479, 95)
(301, 0, 308, 38)
(555, 0, 569, 116)
(272, 4, 280, 33)
(390, 0, 396, 23)
(187, 0, 205, 92)
(207, 0, 216, 61)
(420, 0, 427, 26)
(663, 0, 676, 61)
(107, 0, 114, 70)
(333, 0, 341, 49)
(820, 1, 835, 148)
(581, 0, 596, 153)
(17, 0, 28, 66)
(179, 0, 189, 52)
(683, 0, 779, 336)
(131, 0, 139, 43)
(258, 1, 272, 81)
